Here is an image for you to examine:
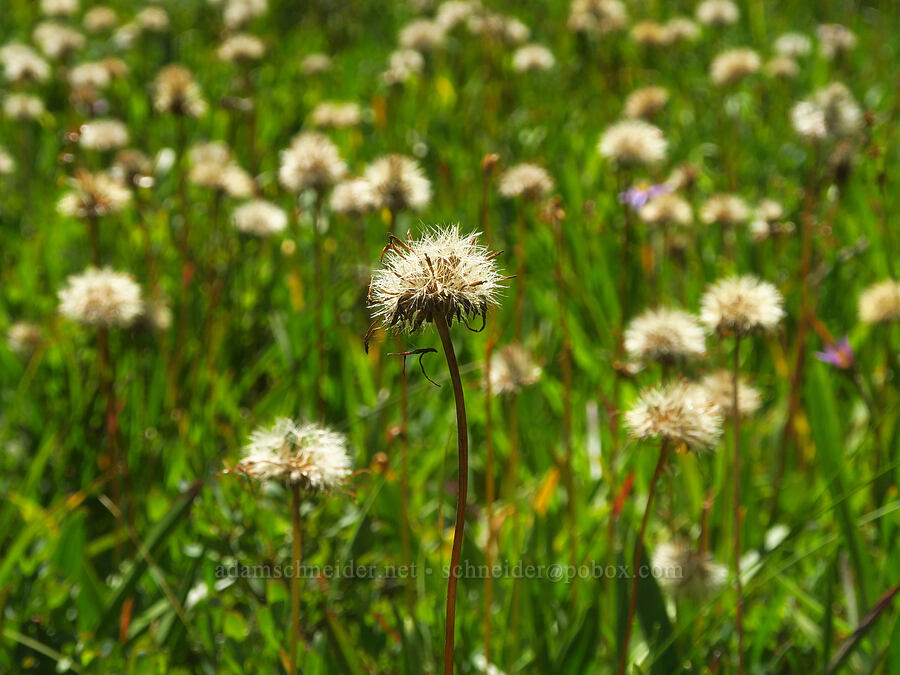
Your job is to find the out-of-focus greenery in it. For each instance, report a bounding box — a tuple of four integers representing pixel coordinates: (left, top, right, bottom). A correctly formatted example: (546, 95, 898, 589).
(2, 0, 900, 673)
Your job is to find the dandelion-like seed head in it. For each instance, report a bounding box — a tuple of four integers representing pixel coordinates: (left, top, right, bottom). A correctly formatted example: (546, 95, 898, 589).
(774, 32, 812, 58)
(68, 61, 110, 90)
(368, 226, 506, 335)
(112, 149, 153, 188)
(383, 48, 425, 85)
(512, 44, 555, 72)
(700, 193, 750, 225)
(639, 192, 693, 227)
(498, 163, 554, 201)
(189, 141, 255, 197)
(468, 13, 530, 44)
(696, 0, 739, 26)
(279, 132, 346, 194)
(625, 381, 723, 450)
(0, 147, 14, 175)
(653, 541, 727, 599)
(700, 370, 762, 417)
(309, 101, 362, 129)
(710, 48, 760, 86)
(1, 44, 51, 84)
(233, 199, 287, 237)
(136, 7, 169, 32)
(859, 280, 900, 324)
(331, 177, 377, 216)
(301, 53, 332, 75)
(4, 93, 45, 120)
(41, 0, 78, 17)
(631, 22, 670, 48)
(84, 6, 118, 33)
(792, 83, 861, 142)
(58, 267, 143, 328)
(700, 275, 785, 336)
(153, 64, 208, 117)
(817, 24, 856, 59)
(365, 154, 431, 212)
(625, 308, 706, 364)
(436, 1, 481, 31)
(217, 33, 265, 62)
(7, 321, 43, 356)
(625, 86, 669, 119)
(664, 18, 700, 42)
(598, 119, 667, 166)
(79, 118, 129, 152)
(567, 0, 627, 35)
(58, 171, 131, 219)
(224, 0, 268, 30)
(766, 56, 799, 79)
(400, 19, 446, 51)
(239, 418, 352, 491)
(34, 22, 85, 60)
(486, 343, 542, 395)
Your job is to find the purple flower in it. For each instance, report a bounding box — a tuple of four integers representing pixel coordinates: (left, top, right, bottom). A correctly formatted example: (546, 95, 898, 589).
(815, 336, 854, 370)
(618, 182, 670, 210)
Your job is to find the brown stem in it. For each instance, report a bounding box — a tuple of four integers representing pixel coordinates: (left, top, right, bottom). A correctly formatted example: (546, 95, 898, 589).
(289, 483, 303, 674)
(313, 190, 326, 420)
(434, 313, 468, 675)
(733, 335, 745, 674)
(513, 208, 527, 339)
(617, 439, 670, 675)
(87, 214, 100, 265)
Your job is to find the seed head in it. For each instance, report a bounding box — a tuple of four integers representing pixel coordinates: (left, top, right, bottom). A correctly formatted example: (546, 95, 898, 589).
(309, 101, 362, 129)
(153, 64, 208, 117)
(625, 86, 669, 119)
(136, 7, 169, 32)
(4, 93, 45, 120)
(279, 132, 346, 193)
(383, 49, 425, 85)
(653, 541, 727, 599)
(486, 343, 542, 394)
(233, 200, 287, 236)
(217, 33, 265, 62)
(700, 275, 784, 336)
(58, 171, 131, 218)
(858, 280, 900, 324)
(0, 148, 14, 175)
(817, 24, 856, 59)
(765, 56, 799, 79)
(399, 19, 446, 51)
(301, 53, 332, 75)
(774, 32, 812, 58)
(625, 308, 706, 364)
(598, 120, 667, 166)
(224, 0, 268, 30)
(41, 0, 78, 17)
(239, 418, 351, 492)
(625, 381, 723, 450)
(710, 48, 760, 86)
(700, 193, 750, 225)
(631, 21, 670, 48)
(700, 370, 762, 417)
(331, 178, 377, 216)
(512, 44, 555, 72)
(498, 163, 554, 201)
(696, 0, 738, 26)
(639, 192, 693, 226)
(33, 22, 85, 60)
(368, 226, 506, 334)
(58, 267, 143, 328)
(1, 44, 51, 84)
(84, 7, 118, 33)
(80, 119, 129, 152)
(365, 154, 431, 212)
(664, 18, 700, 43)
(7, 321, 43, 356)
(189, 142, 255, 197)
(567, 0, 627, 35)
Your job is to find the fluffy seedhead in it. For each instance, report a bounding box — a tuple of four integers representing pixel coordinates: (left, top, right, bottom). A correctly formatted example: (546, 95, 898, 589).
(625, 308, 706, 364)
(331, 177, 377, 216)
(858, 279, 900, 324)
(153, 64, 208, 117)
(279, 132, 346, 194)
(653, 541, 727, 599)
(233, 200, 287, 236)
(625, 380, 724, 450)
(58, 171, 131, 219)
(365, 154, 431, 212)
(700, 370, 762, 417)
(367, 226, 507, 339)
(486, 343, 542, 394)
(567, 0, 627, 35)
(79, 118, 129, 152)
(710, 48, 761, 85)
(598, 120, 667, 166)
(700, 193, 750, 225)
(498, 163, 554, 201)
(57, 267, 143, 328)
(238, 418, 351, 492)
(700, 276, 785, 336)
(512, 44, 555, 72)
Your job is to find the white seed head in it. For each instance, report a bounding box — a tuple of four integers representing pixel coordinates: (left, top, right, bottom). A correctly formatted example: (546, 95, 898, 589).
(58, 267, 143, 328)
(239, 418, 352, 491)
(368, 225, 506, 334)
(696, 0, 739, 26)
(279, 132, 346, 193)
(498, 163, 554, 201)
(331, 178, 377, 216)
(58, 171, 131, 218)
(399, 19, 446, 51)
(189, 141, 255, 197)
(217, 33, 265, 62)
(84, 6, 118, 32)
(365, 154, 431, 212)
(710, 48, 760, 86)
(625, 308, 706, 364)
(700, 275, 785, 336)
(486, 343, 542, 394)
(153, 64, 208, 117)
(792, 83, 862, 142)
(33, 22, 85, 60)
(700, 370, 762, 417)
(7, 321, 43, 356)
(309, 101, 362, 129)
(0, 147, 14, 175)
(436, 1, 480, 31)
(700, 193, 750, 225)
(858, 280, 900, 324)
(817, 24, 856, 59)
(653, 541, 727, 598)
(383, 48, 425, 85)
(224, 0, 268, 30)
(233, 200, 287, 236)
(625, 381, 723, 450)
(80, 119, 129, 152)
(774, 32, 812, 58)
(567, 0, 627, 35)
(631, 21, 670, 47)
(136, 7, 169, 32)
(598, 120, 667, 166)
(512, 44, 555, 72)
(765, 56, 799, 79)
(4, 93, 45, 120)
(639, 193, 693, 226)
(41, 0, 78, 17)
(1, 44, 51, 84)
(625, 86, 669, 119)
(664, 17, 700, 42)
(301, 53, 332, 75)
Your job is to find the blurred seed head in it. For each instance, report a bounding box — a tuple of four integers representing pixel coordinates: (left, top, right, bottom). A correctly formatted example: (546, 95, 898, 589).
(0, 44, 51, 84)
(664, 17, 700, 43)
(653, 541, 727, 599)
(383, 49, 425, 85)
(765, 56, 799, 79)
(301, 53, 332, 75)
(817, 24, 856, 59)
(486, 343, 541, 394)
(279, 132, 346, 194)
(41, 0, 78, 18)
(153, 64, 208, 117)
(365, 154, 431, 212)
(232, 199, 287, 236)
(58, 171, 131, 218)
(773, 32, 812, 58)
(696, 0, 739, 27)
(400, 19, 446, 51)
(239, 418, 352, 491)
(189, 141, 255, 197)
(4, 93, 45, 120)
(111, 149, 153, 188)
(791, 83, 862, 142)
(80, 118, 129, 152)
(700, 276, 785, 336)
(625, 307, 706, 365)
(624, 86, 669, 119)
(84, 7, 118, 33)
(0, 147, 14, 175)
(512, 44, 555, 72)
(368, 226, 506, 334)
(436, 1, 481, 31)
(136, 7, 170, 32)
(224, 0, 268, 30)
(858, 280, 900, 324)
(309, 101, 362, 129)
(498, 163, 554, 201)
(700, 370, 762, 417)
(33, 22, 85, 60)
(567, 0, 627, 36)
(639, 192, 693, 226)
(631, 21, 670, 48)
(331, 177, 377, 216)
(7, 321, 43, 356)
(598, 119, 667, 166)
(58, 267, 143, 328)
(625, 380, 724, 450)
(468, 13, 530, 44)
(69, 61, 110, 89)
(217, 33, 265, 63)
(710, 48, 760, 86)
(700, 193, 749, 225)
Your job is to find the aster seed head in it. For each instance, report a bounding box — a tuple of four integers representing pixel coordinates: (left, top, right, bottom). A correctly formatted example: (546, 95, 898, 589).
(625, 380, 724, 450)
(700, 275, 785, 336)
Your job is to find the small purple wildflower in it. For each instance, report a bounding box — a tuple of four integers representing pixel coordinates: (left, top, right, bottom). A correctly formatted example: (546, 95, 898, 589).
(815, 336, 854, 370)
(618, 182, 670, 210)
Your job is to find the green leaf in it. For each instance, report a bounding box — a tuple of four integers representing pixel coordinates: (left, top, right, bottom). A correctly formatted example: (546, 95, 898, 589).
(324, 610, 366, 675)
